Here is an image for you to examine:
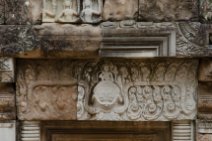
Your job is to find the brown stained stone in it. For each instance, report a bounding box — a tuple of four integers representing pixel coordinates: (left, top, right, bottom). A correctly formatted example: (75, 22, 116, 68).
(103, 0, 138, 21)
(16, 59, 78, 120)
(0, 84, 16, 120)
(5, 0, 42, 24)
(0, 0, 4, 24)
(139, 0, 198, 21)
(199, 59, 212, 81)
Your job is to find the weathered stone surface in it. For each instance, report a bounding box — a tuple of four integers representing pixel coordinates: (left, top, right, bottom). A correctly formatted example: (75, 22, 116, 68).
(17, 60, 78, 120)
(0, 122, 16, 141)
(0, 22, 210, 58)
(0, 25, 37, 56)
(43, 0, 80, 23)
(139, 0, 198, 21)
(0, 58, 14, 82)
(199, 59, 212, 81)
(5, 0, 42, 24)
(77, 59, 198, 121)
(0, 84, 15, 120)
(103, 0, 138, 21)
(198, 82, 212, 119)
(200, 0, 212, 21)
(198, 134, 212, 141)
(41, 121, 171, 141)
(101, 21, 176, 57)
(197, 120, 212, 141)
(0, 0, 4, 24)
(80, 0, 103, 23)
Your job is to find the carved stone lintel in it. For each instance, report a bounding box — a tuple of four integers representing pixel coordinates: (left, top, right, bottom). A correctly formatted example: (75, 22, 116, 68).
(17, 60, 78, 120)
(77, 59, 198, 121)
(172, 121, 194, 141)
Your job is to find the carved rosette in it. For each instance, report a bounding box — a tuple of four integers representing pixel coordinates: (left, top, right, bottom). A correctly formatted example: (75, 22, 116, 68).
(77, 59, 198, 121)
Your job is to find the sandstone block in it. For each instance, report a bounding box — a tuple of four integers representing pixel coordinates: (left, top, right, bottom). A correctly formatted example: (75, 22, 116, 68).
(139, 0, 198, 21)
(0, 0, 4, 24)
(103, 0, 138, 21)
(199, 59, 212, 81)
(17, 60, 78, 120)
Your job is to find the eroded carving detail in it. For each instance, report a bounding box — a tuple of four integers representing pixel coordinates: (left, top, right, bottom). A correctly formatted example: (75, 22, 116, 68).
(17, 60, 78, 120)
(77, 59, 198, 121)
(200, 0, 212, 21)
(198, 134, 212, 141)
(43, 0, 80, 22)
(80, 0, 103, 23)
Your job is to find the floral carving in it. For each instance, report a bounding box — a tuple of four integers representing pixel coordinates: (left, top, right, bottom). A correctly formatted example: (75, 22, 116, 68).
(77, 59, 198, 121)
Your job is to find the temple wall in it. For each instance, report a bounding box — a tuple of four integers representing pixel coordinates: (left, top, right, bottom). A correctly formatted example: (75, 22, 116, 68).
(0, 0, 212, 141)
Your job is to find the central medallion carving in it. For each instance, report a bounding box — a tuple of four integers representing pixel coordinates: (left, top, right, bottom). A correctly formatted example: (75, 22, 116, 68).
(77, 59, 198, 121)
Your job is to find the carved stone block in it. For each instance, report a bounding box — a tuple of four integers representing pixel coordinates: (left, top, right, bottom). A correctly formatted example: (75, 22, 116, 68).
(199, 59, 212, 81)
(197, 120, 212, 141)
(80, 0, 103, 23)
(103, 0, 138, 21)
(200, 0, 212, 21)
(101, 22, 176, 57)
(17, 60, 78, 120)
(0, 122, 16, 141)
(77, 59, 198, 121)
(43, 0, 80, 23)
(139, 0, 198, 21)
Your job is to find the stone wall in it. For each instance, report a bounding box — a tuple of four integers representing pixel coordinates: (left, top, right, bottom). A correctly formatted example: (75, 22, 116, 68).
(0, 0, 212, 141)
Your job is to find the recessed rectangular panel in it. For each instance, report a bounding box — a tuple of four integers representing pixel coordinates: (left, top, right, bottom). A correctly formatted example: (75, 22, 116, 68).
(41, 121, 171, 141)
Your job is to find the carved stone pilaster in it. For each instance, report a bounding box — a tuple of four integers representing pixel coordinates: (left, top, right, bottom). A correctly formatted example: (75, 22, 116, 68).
(0, 84, 15, 120)
(20, 121, 40, 141)
(172, 121, 194, 141)
(197, 120, 212, 141)
(0, 58, 14, 83)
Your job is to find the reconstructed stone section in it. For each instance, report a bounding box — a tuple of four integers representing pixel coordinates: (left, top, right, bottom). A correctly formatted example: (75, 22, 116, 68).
(77, 59, 198, 121)
(103, 0, 138, 21)
(16, 60, 78, 120)
(0, 122, 16, 141)
(139, 0, 198, 21)
(0, 84, 15, 120)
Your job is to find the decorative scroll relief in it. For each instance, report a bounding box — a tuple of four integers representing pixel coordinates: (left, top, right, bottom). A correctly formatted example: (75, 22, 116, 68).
(43, 0, 103, 23)
(77, 60, 198, 121)
(17, 60, 78, 120)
